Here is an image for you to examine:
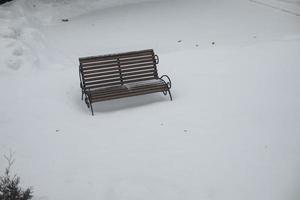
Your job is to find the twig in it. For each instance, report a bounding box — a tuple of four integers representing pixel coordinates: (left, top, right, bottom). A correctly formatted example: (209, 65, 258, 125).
(3, 149, 15, 173)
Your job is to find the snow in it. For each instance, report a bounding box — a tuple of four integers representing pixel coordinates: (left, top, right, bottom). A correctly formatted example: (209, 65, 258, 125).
(250, 0, 300, 16)
(1, 0, 300, 200)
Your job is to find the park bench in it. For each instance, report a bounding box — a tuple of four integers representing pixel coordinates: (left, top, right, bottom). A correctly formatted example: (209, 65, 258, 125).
(79, 49, 172, 115)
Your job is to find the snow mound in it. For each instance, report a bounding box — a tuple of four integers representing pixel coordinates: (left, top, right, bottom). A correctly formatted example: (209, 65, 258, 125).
(0, 6, 39, 73)
(9, 0, 167, 25)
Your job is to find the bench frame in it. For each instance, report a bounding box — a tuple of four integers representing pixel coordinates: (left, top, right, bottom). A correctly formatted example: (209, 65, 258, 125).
(79, 49, 172, 115)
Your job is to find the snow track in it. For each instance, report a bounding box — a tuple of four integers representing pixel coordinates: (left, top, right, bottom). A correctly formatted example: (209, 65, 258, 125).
(250, 0, 300, 16)
(0, 3, 45, 72)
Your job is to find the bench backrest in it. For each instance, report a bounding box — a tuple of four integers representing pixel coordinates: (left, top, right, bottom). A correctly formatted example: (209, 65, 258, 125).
(79, 49, 159, 90)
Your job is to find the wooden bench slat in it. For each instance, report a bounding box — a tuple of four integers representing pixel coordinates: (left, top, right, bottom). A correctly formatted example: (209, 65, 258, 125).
(85, 77, 122, 86)
(82, 63, 119, 70)
(122, 69, 155, 76)
(119, 63, 156, 70)
(82, 60, 155, 71)
(86, 81, 122, 89)
(121, 60, 154, 67)
(80, 50, 154, 63)
(83, 67, 119, 75)
(82, 55, 153, 67)
(91, 87, 161, 98)
(82, 54, 153, 65)
(91, 88, 165, 101)
(84, 70, 120, 78)
(122, 73, 156, 81)
(81, 59, 118, 67)
(89, 81, 166, 96)
(80, 49, 153, 61)
(91, 88, 164, 102)
(121, 66, 156, 74)
(122, 77, 155, 84)
(85, 77, 157, 90)
(85, 73, 121, 82)
(119, 55, 153, 62)
(119, 58, 154, 66)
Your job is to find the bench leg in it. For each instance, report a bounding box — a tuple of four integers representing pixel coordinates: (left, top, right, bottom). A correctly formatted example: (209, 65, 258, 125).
(81, 91, 84, 100)
(168, 89, 173, 101)
(85, 96, 94, 115)
(90, 102, 94, 116)
(85, 97, 90, 108)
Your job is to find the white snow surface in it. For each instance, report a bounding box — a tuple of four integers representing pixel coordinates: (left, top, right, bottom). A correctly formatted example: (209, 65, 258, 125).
(1, 0, 300, 200)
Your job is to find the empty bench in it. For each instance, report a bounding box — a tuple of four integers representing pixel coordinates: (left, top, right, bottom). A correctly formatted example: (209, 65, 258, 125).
(79, 49, 172, 115)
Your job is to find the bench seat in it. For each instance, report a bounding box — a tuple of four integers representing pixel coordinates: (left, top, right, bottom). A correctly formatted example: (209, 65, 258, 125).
(87, 79, 168, 102)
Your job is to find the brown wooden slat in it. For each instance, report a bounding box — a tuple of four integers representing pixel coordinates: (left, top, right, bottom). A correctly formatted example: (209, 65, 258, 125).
(117, 49, 153, 57)
(86, 77, 156, 90)
(125, 80, 165, 88)
(90, 86, 128, 96)
(82, 54, 153, 66)
(85, 77, 122, 86)
(122, 70, 155, 77)
(84, 70, 120, 78)
(122, 73, 155, 81)
(81, 59, 118, 67)
(120, 60, 154, 67)
(110, 52, 152, 59)
(119, 57, 153, 64)
(80, 50, 153, 63)
(122, 77, 155, 84)
(91, 88, 164, 102)
(120, 63, 155, 70)
(91, 83, 166, 97)
(79, 50, 154, 63)
(82, 62, 119, 70)
(82, 58, 154, 71)
(83, 67, 119, 75)
(91, 87, 165, 100)
(86, 81, 122, 89)
(121, 66, 156, 74)
(85, 73, 121, 82)
(119, 55, 153, 62)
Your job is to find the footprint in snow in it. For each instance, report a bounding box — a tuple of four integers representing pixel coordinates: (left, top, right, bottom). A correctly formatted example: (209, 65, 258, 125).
(6, 59, 21, 71)
(0, 27, 21, 39)
(5, 41, 16, 48)
(12, 47, 24, 56)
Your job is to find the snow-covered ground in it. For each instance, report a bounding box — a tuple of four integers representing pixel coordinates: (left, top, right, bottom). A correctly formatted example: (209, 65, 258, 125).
(1, 0, 300, 199)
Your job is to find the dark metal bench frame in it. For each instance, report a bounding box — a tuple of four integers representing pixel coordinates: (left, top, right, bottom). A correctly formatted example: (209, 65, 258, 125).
(79, 49, 172, 115)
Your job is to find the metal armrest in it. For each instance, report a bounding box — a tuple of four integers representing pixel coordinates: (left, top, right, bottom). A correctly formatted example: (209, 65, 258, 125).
(155, 55, 159, 64)
(160, 75, 172, 89)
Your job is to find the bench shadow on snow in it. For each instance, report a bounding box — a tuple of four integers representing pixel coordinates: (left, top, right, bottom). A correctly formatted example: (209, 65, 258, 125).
(82, 93, 168, 113)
